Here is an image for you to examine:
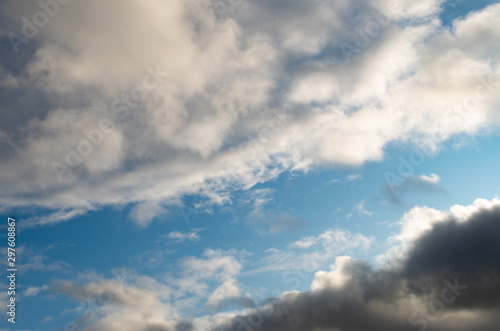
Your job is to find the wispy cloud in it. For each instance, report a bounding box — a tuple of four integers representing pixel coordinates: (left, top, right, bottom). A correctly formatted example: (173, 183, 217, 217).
(244, 229, 373, 275)
(23, 285, 48, 298)
(161, 229, 202, 244)
(355, 200, 375, 217)
(325, 174, 363, 186)
(23, 208, 93, 228)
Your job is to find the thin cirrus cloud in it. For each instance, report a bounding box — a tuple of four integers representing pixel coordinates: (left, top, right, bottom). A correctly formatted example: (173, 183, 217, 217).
(243, 229, 374, 275)
(162, 230, 202, 244)
(0, 0, 499, 225)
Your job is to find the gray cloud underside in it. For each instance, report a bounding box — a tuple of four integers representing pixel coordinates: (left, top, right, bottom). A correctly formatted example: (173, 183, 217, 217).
(214, 206, 500, 331)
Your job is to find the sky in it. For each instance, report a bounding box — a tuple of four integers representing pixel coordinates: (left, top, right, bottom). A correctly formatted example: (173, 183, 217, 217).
(0, 0, 499, 330)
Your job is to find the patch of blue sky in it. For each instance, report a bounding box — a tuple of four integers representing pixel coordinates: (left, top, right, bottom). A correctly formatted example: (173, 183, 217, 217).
(440, 0, 500, 27)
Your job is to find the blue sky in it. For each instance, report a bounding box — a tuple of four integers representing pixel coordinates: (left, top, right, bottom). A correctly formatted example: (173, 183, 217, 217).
(1, 0, 500, 330)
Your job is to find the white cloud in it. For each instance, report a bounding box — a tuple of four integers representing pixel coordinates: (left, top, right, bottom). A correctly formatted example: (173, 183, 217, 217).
(311, 256, 354, 291)
(53, 275, 176, 331)
(15, 245, 72, 273)
(247, 188, 275, 217)
(355, 200, 374, 216)
(417, 173, 440, 184)
(246, 229, 373, 275)
(207, 278, 243, 308)
(345, 174, 363, 183)
(163, 230, 201, 244)
(168, 248, 248, 313)
(0, 1, 499, 227)
(23, 208, 93, 227)
(23, 285, 48, 297)
(129, 201, 168, 227)
(379, 197, 500, 265)
(41, 316, 53, 323)
(289, 236, 317, 249)
(51, 248, 250, 329)
(325, 174, 362, 185)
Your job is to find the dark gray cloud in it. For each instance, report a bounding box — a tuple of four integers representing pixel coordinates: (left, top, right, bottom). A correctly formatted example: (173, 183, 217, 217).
(213, 206, 500, 331)
(175, 320, 194, 331)
(402, 206, 500, 310)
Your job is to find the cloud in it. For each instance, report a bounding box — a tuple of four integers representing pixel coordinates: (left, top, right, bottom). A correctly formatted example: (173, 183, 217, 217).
(45, 198, 500, 330)
(22, 208, 93, 227)
(23, 285, 48, 297)
(246, 188, 275, 218)
(41, 316, 53, 323)
(268, 214, 306, 234)
(14, 245, 72, 273)
(0, 1, 499, 225)
(50, 248, 250, 330)
(244, 229, 373, 275)
(162, 230, 202, 244)
(174, 249, 243, 297)
(214, 198, 500, 331)
(51, 275, 178, 331)
(381, 197, 500, 264)
(345, 174, 363, 183)
(418, 173, 440, 184)
(242, 189, 305, 234)
(355, 200, 375, 216)
(130, 201, 169, 227)
(206, 278, 253, 310)
(325, 174, 362, 186)
(384, 173, 446, 205)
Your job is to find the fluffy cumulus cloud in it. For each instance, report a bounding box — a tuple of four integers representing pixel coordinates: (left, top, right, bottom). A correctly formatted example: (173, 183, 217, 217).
(51, 275, 180, 331)
(0, 0, 499, 224)
(49, 248, 250, 331)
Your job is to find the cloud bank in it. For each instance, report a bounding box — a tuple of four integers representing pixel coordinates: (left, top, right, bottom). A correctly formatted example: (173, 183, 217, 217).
(1, 0, 499, 224)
